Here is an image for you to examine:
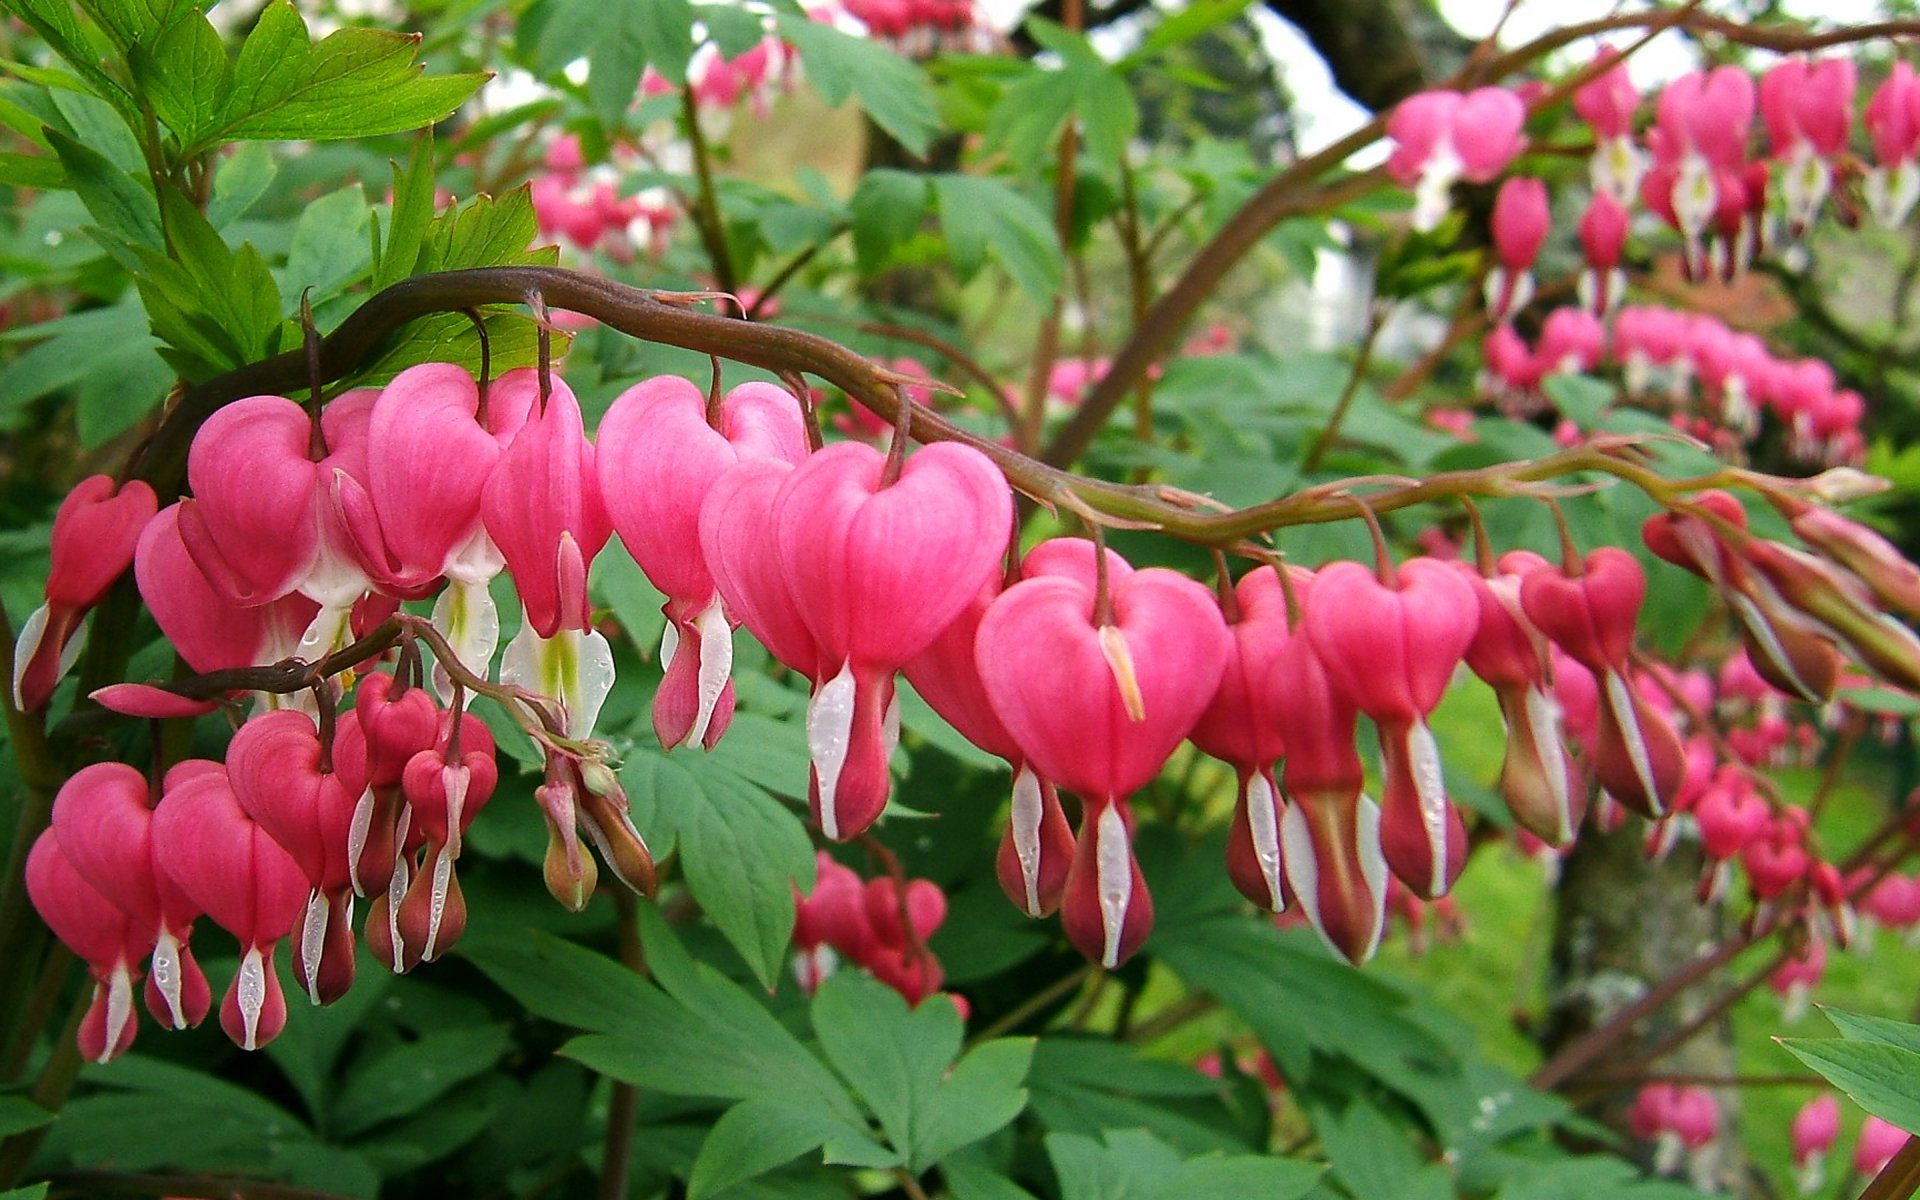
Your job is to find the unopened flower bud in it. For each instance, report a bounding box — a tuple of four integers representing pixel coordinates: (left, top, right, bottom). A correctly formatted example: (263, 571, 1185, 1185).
(537, 780, 598, 912)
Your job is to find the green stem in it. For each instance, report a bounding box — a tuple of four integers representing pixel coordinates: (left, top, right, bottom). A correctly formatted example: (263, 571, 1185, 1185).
(680, 90, 737, 297)
(1302, 306, 1386, 474)
(0, 991, 85, 1187)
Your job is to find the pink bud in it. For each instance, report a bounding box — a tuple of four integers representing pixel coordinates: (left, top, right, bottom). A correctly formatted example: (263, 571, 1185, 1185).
(1579, 192, 1630, 271)
(14, 475, 158, 710)
(1492, 177, 1549, 271)
(1793, 1094, 1840, 1165)
(88, 684, 220, 719)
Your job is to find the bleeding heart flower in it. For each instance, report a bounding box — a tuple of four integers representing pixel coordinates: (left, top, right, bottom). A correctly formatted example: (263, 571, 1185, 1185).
(1188, 565, 1302, 912)
(26, 830, 152, 1062)
(13, 474, 157, 710)
(180, 395, 323, 607)
(775, 441, 1013, 841)
(904, 574, 1074, 919)
(483, 375, 616, 738)
(1304, 557, 1480, 899)
(598, 376, 808, 750)
(1454, 552, 1585, 846)
(227, 710, 370, 1005)
(976, 540, 1229, 967)
(1521, 548, 1686, 818)
(135, 503, 319, 689)
(1268, 571, 1389, 966)
(50, 762, 211, 1032)
(151, 765, 309, 1050)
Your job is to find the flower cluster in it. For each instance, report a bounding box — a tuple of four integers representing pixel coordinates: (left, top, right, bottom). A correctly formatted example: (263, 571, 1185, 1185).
(791, 852, 954, 1008)
(530, 135, 678, 261)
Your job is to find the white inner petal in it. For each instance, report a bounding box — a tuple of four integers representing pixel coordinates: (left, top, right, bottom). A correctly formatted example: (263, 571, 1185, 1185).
(1095, 804, 1133, 969)
(1603, 670, 1662, 814)
(431, 576, 502, 703)
(386, 855, 411, 973)
(10, 602, 50, 709)
(299, 889, 328, 1005)
(103, 963, 134, 1063)
(806, 662, 858, 841)
(422, 850, 455, 962)
(151, 927, 187, 1029)
(1406, 719, 1451, 897)
(1010, 765, 1045, 916)
(346, 786, 375, 897)
(1523, 685, 1575, 844)
(687, 596, 734, 748)
(658, 619, 679, 673)
(236, 945, 268, 1051)
(1245, 772, 1285, 911)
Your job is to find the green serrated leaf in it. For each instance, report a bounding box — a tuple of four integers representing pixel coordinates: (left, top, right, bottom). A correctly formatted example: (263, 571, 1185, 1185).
(375, 133, 435, 288)
(688, 1098, 871, 1200)
(668, 753, 815, 990)
(812, 973, 1031, 1171)
(45, 128, 160, 249)
(776, 14, 937, 155)
(207, 140, 276, 229)
(208, 2, 484, 150)
(563, 907, 865, 1129)
(284, 183, 372, 305)
(330, 1024, 513, 1137)
(462, 926, 669, 1034)
(933, 174, 1060, 301)
(132, 12, 229, 147)
(1825, 1007, 1920, 1054)
(850, 168, 928, 276)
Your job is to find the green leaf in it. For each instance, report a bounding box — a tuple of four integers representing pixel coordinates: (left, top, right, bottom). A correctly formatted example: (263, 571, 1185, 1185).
(131, 12, 230, 148)
(849, 168, 927, 276)
(1780, 1036, 1920, 1135)
(75, 0, 198, 50)
(934, 173, 1064, 301)
(562, 908, 867, 1131)
(7, 0, 138, 118)
(284, 183, 372, 305)
(699, 3, 769, 58)
(671, 756, 816, 990)
(46, 128, 160, 249)
(944, 1163, 1041, 1200)
(584, 0, 697, 128)
(76, 340, 172, 447)
(462, 926, 668, 1034)
(209, 2, 485, 151)
(207, 141, 276, 229)
(1542, 373, 1613, 430)
(374, 134, 435, 289)
(0, 151, 65, 188)
(776, 13, 938, 155)
(329, 1023, 513, 1137)
(0, 1185, 50, 1200)
(1046, 1129, 1182, 1200)
(0, 1097, 54, 1138)
(812, 972, 1032, 1171)
(1824, 1007, 1920, 1054)
(688, 1098, 859, 1200)
(1122, 0, 1258, 67)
